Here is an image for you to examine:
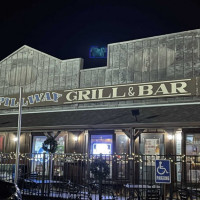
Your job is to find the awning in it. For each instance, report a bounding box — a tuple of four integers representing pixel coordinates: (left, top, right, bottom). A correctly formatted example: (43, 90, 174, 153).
(0, 104, 199, 131)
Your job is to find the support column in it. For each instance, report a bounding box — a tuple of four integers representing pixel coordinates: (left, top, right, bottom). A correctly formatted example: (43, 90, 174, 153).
(129, 128, 135, 184)
(129, 128, 135, 155)
(14, 87, 23, 184)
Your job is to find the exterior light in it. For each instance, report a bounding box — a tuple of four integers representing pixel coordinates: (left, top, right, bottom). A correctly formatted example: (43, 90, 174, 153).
(13, 137, 18, 142)
(74, 136, 78, 142)
(168, 134, 173, 140)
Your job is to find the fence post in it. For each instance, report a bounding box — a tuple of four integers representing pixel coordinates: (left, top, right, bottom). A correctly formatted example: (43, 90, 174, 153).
(41, 153, 45, 196)
(48, 153, 53, 197)
(87, 153, 90, 186)
(99, 153, 102, 200)
(49, 153, 53, 181)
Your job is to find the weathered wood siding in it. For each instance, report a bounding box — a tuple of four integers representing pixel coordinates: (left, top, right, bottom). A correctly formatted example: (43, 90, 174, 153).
(0, 131, 86, 153)
(0, 29, 199, 114)
(0, 132, 31, 153)
(0, 48, 82, 96)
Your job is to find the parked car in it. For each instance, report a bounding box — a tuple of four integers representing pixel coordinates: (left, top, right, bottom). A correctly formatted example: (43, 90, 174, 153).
(0, 179, 22, 200)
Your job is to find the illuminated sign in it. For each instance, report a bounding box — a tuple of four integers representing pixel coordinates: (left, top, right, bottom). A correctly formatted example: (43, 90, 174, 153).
(0, 77, 198, 109)
(89, 46, 107, 58)
(93, 143, 112, 154)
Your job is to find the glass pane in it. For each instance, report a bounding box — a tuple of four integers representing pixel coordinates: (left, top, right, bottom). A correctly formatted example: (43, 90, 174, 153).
(54, 136, 65, 176)
(32, 136, 46, 153)
(186, 134, 200, 155)
(186, 134, 200, 183)
(31, 136, 47, 175)
(116, 134, 129, 154)
(56, 136, 65, 154)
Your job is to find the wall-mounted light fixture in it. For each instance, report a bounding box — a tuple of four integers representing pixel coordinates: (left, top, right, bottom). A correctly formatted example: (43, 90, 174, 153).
(13, 137, 18, 142)
(167, 134, 173, 140)
(74, 136, 78, 142)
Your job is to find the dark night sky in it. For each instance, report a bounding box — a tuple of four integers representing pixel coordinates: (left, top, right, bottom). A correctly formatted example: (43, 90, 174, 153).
(0, 0, 199, 68)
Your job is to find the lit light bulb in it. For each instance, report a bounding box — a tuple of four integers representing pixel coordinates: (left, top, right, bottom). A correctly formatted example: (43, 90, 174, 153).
(168, 134, 173, 140)
(13, 137, 18, 142)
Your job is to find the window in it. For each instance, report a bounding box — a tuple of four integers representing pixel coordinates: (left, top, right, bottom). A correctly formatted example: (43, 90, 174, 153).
(31, 135, 65, 176)
(32, 135, 65, 154)
(56, 136, 65, 154)
(186, 134, 200, 155)
(32, 136, 46, 154)
(186, 134, 200, 183)
(116, 133, 129, 179)
(116, 133, 129, 154)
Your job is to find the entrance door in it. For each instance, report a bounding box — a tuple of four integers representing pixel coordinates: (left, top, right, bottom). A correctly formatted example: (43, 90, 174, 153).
(139, 133, 164, 184)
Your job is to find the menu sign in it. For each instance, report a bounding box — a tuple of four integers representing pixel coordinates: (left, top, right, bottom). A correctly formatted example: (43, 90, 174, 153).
(145, 138, 160, 166)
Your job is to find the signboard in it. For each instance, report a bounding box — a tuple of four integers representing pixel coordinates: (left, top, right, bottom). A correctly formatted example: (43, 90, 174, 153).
(145, 139, 160, 166)
(145, 139, 160, 155)
(155, 160, 171, 184)
(0, 77, 198, 109)
(89, 46, 107, 58)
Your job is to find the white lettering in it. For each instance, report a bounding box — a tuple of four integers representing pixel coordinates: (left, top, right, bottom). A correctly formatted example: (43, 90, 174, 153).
(91, 89, 97, 100)
(78, 90, 90, 101)
(138, 85, 153, 96)
(66, 91, 77, 101)
(112, 87, 126, 98)
(157, 176, 169, 180)
(98, 89, 111, 99)
(154, 84, 169, 95)
(170, 82, 187, 94)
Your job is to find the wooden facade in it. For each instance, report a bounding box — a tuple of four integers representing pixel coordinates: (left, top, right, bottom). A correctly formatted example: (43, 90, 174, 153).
(0, 29, 200, 155)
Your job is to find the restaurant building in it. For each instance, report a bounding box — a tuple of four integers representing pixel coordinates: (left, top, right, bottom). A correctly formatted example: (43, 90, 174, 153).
(0, 29, 200, 169)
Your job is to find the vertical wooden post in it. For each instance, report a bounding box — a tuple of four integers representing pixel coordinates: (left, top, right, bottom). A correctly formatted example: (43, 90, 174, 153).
(87, 132, 91, 181)
(129, 128, 135, 184)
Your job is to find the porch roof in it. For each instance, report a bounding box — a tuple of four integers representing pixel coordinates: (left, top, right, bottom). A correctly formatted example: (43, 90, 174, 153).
(0, 104, 199, 131)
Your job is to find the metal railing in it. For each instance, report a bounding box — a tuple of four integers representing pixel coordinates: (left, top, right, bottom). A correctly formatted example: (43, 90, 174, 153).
(0, 153, 200, 199)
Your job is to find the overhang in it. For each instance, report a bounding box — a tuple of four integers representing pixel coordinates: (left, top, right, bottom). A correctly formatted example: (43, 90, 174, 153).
(0, 104, 199, 131)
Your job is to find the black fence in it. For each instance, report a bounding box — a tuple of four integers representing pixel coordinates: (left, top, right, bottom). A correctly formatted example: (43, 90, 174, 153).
(0, 153, 200, 199)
